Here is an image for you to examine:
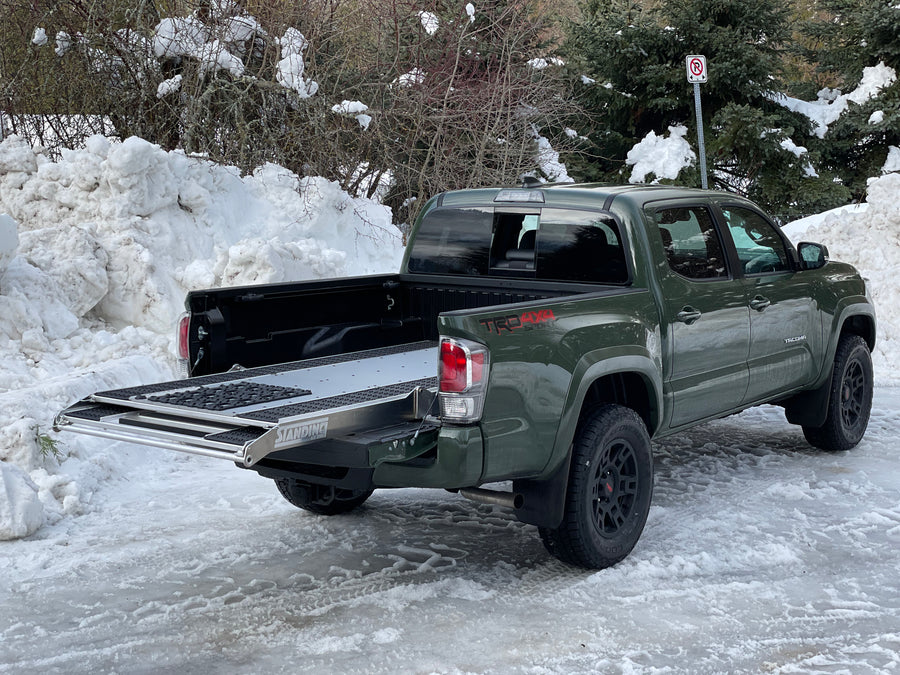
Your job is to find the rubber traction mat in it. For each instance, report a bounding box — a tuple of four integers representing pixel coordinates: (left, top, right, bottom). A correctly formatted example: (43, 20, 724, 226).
(65, 404, 130, 421)
(238, 377, 437, 423)
(140, 382, 311, 411)
(204, 427, 267, 445)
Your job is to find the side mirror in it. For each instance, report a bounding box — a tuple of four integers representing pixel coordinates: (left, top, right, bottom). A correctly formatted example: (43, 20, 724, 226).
(798, 242, 829, 270)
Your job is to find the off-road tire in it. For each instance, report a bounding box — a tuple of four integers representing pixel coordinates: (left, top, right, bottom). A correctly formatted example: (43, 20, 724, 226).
(275, 478, 373, 515)
(802, 334, 873, 452)
(539, 404, 653, 569)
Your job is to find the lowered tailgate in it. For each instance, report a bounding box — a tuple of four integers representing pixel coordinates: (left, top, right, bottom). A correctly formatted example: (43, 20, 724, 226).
(55, 341, 439, 468)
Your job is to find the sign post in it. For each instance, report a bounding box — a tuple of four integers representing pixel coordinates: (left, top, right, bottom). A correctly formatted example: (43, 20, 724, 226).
(686, 55, 708, 190)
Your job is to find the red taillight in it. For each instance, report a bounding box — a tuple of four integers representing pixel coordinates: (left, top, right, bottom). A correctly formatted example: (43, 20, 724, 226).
(176, 313, 190, 360)
(440, 340, 468, 392)
(438, 337, 490, 422)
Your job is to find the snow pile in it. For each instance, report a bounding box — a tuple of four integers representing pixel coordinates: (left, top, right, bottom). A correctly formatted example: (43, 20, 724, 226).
(783, 173, 900, 382)
(0, 134, 402, 538)
(773, 62, 897, 138)
(626, 125, 695, 183)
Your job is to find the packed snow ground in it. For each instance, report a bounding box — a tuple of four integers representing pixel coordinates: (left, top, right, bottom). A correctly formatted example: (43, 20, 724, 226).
(1, 134, 899, 672)
(2, 394, 899, 673)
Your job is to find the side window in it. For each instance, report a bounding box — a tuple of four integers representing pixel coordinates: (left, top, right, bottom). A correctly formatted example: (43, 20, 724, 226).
(407, 207, 492, 275)
(722, 206, 791, 275)
(536, 209, 628, 283)
(654, 206, 728, 280)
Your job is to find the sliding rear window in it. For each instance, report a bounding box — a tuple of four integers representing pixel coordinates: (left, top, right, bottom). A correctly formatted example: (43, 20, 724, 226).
(407, 207, 628, 284)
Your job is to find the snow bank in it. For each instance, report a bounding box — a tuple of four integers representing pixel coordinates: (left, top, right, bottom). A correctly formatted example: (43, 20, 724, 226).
(784, 173, 900, 383)
(0, 134, 403, 538)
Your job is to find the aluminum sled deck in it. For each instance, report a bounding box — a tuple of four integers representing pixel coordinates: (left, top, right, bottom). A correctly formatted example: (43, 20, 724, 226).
(55, 341, 439, 467)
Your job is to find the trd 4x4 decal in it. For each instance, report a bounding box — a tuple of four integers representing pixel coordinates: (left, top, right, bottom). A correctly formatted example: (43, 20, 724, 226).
(479, 309, 556, 335)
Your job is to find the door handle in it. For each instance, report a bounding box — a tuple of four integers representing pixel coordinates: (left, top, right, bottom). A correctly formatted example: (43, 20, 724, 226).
(676, 307, 702, 325)
(749, 296, 770, 312)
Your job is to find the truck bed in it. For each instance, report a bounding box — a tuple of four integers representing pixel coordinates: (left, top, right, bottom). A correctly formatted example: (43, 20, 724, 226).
(55, 341, 439, 468)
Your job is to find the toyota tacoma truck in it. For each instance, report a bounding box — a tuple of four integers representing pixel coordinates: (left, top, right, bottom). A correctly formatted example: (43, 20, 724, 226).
(56, 184, 876, 569)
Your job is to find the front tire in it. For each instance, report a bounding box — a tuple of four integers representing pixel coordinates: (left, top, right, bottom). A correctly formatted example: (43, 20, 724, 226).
(802, 334, 873, 452)
(539, 404, 654, 569)
(275, 478, 373, 515)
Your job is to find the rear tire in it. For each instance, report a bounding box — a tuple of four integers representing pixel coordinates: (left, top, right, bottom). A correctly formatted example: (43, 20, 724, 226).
(275, 478, 373, 515)
(539, 404, 653, 569)
(802, 334, 873, 452)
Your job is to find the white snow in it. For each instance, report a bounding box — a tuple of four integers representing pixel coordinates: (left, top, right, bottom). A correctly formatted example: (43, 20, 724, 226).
(393, 68, 426, 88)
(0, 391, 898, 671)
(533, 131, 573, 183)
(0, 133, 402, 538)
(779, 137, 818, 177)
(782, 172, 900, 382)
(1, 120, 900, 670)
(773, 62, 897, 138)
(152, 17, 207, 61)
(626, 124, 695, 183)
(156, 74, 182, 98)
(222, 15, 265, 48)
(883, 146, 900, 174)
(31, 28, 47, 47)
(278, 27, 308, 58)
(275, 30, 318, 98)
(54, 31, 72, 57)
(0, 462, 42, 540)
(0, 214, 16, 274)
(466, 3, 476, 23)
(419, 11, 439, 35)
(527, 57, 565, 70)
(869, 110, 884, 124)
(152, 17, 244, 77)
(331, 100, 369, 116)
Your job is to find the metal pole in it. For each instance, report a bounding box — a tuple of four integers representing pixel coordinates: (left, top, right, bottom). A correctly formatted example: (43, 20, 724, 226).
(693, 82, 708, 190)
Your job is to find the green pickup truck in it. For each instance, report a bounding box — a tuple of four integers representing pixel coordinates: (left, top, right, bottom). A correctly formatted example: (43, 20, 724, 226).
(56, 184, 875, 569)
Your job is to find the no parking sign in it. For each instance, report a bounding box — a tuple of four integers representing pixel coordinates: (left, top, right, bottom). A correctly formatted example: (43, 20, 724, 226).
(685, 54, 709, 188)
(686, 55, 708, 83)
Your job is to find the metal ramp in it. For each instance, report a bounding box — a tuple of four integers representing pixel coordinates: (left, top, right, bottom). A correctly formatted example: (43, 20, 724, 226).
(55, 342, 439, 467)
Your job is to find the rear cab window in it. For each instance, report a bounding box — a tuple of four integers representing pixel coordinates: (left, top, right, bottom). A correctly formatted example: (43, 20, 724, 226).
(407, 206, 629, 284)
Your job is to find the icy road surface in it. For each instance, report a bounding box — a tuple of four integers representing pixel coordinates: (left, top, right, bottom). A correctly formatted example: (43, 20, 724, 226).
(3, 390, 899, 674)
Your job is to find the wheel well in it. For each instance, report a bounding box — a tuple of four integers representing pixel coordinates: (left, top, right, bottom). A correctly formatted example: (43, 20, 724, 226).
(580, 372, 655, 433)
(841, 315, 875, 351)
